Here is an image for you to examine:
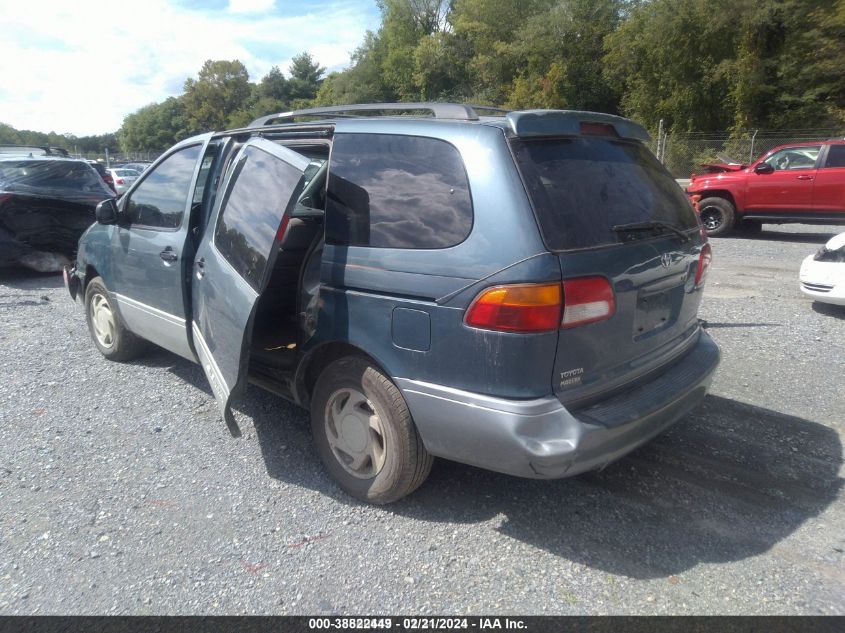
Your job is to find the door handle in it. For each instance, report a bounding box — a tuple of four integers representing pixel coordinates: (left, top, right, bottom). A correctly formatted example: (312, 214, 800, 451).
(195, 257, 206, 279)
(159, 248, 178, 262)
(796, 175, 814, 180)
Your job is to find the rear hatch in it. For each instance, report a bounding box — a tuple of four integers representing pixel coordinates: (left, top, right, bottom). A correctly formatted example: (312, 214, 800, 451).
(510, 131, 708, 408)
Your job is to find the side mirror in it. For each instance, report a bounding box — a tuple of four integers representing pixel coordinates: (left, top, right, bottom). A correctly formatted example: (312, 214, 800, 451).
(754, 162, 774, 174)
(95, 198, 119, 225)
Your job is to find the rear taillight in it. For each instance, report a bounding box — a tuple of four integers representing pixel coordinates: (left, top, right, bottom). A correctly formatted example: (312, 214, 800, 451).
(115, 178, 125, 185)
(695, 243, 712, 287)
(689, 194, 708, 239)
(465, 278, 617, 333)
(465, 283, 561, 333)
(561, 277, 615, 328)
(690, 194, 702, 212)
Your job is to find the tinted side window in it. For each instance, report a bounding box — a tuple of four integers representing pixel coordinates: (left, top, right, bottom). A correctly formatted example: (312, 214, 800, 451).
(214, 145, 303, 291)
(125, 144, 201, 229)
(326, 134, 473, 249)
(824, 145, 845, 168)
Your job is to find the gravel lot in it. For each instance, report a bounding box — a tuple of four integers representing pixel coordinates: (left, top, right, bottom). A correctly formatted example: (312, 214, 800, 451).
(1, 224, 843, 615)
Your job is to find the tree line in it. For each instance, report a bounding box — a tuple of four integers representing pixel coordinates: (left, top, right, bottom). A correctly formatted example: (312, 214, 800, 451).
(0, 122, 117, 156)
(3, 0, 843, 155)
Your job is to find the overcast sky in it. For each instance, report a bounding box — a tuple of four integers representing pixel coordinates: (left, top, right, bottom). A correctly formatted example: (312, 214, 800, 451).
(0, 0, 380, 136)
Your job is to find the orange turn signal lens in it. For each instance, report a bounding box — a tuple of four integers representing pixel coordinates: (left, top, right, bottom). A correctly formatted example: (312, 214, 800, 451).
(465, 283, 562, 333)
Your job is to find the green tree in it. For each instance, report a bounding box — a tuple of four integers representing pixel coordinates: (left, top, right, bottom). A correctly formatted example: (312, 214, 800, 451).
(119, 97, 188, 152)
(258, 65, 290, 103)
(769, 0, 845, 128)
(182, 59, 251, 133)
(451, 0, 550, 103)
(287, 52, 326, 104)
(504, 0, 623, 111)
(603, 0, 741, 131)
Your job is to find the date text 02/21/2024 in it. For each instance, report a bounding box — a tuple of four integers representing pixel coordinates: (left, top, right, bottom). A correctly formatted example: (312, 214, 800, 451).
(307, 617, 527, 630)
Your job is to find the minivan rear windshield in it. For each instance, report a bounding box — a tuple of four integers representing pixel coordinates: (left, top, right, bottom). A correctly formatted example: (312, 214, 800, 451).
(511, 137, 698, 251)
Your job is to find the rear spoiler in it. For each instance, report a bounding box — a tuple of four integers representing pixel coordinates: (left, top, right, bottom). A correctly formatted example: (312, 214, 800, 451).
(506, 110, 651, 142)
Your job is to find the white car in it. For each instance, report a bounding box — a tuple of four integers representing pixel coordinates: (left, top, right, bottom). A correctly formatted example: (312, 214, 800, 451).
(107, 168, 140, 195)
(800, 232, 845, 306)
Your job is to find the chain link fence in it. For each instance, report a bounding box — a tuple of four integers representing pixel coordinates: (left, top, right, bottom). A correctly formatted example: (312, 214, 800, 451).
(653, 128, 845, 178)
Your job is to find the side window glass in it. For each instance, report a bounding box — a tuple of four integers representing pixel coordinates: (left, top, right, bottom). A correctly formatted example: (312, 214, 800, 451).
(763, 146, 821, 171)
(823, 145, 845, 168)
(326, 134, 473, 249)
(125, 144, 202, 229)
(214, 145, 304, 291)
(193, 151, 216, 205)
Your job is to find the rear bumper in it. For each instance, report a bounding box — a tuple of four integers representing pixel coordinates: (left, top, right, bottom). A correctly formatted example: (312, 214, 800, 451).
(397, 330, 719, 479)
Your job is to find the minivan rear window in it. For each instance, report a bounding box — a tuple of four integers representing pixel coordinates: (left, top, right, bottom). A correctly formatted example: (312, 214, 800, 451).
(511, 137, 697, 251)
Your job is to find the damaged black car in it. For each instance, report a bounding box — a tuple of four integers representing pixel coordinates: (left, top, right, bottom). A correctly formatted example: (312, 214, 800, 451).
(0, 149, 113, 272)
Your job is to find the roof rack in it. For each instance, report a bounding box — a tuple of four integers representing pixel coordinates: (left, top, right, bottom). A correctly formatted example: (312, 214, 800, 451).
(0, 144, 70, 157)
(249, 102, 510, 127)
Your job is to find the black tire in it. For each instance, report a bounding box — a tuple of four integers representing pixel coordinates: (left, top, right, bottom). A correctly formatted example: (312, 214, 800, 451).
(698, 197, 736, 237)
(310, 356, 433, 504)
(84, 276, 147, 362)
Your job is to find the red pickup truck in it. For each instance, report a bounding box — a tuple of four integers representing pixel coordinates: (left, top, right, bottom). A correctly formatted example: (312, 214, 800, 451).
(687, 139, 845, 236)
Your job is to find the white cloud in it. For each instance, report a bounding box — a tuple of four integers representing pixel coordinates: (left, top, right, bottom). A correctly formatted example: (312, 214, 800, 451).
(228, 0, 276, 13)
(0, 0, 378, 136)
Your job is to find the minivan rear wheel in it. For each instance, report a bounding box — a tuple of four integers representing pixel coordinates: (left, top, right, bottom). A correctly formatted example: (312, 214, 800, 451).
(310, 356, 433, 504)
(84, 276, 146, 362)
(698, 197, 735, 236)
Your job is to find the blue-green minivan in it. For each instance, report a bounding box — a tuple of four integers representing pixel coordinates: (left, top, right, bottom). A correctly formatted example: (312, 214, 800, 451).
(65, 103, 719, 503)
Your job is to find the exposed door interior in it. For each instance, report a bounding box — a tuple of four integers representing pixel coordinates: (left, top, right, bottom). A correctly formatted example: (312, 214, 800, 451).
(248, 142, 329, 396)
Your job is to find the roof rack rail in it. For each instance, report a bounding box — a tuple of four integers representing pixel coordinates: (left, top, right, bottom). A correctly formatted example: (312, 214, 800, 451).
(249, 102, 510, 127)
(0, 144, 70, 157)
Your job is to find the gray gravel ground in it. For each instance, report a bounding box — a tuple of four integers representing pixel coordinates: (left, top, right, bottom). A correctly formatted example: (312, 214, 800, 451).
(1, 224, 843, 615)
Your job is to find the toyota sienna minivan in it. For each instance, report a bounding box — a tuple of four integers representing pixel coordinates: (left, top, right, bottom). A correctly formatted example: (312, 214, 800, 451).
(65, 103, 719, 503)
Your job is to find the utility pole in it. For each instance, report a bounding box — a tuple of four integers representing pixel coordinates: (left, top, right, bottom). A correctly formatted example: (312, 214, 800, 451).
(656, 119, 665, 162)
(104, 147, 110, 169)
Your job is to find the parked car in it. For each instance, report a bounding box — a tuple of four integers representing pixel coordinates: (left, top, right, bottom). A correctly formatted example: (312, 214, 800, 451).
(687, 139, 845, 236)
(122, 161, 152, 173)
(799, 231, 845, 306)
(88, 161, 116, 193)
(0, 144, 69, 157)
(107, 168, 140, 195)
(0, 153, 114, 271)
(64, 103, 719, 504)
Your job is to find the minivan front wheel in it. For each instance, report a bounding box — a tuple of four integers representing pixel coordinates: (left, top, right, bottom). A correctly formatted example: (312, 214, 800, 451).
(84, 277, 146, 361)
(698, 197, 735, 236)
(310, 356, 433, 504)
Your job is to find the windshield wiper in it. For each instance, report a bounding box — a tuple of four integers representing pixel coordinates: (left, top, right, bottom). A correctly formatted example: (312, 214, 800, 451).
(612, 221, 691, 243)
